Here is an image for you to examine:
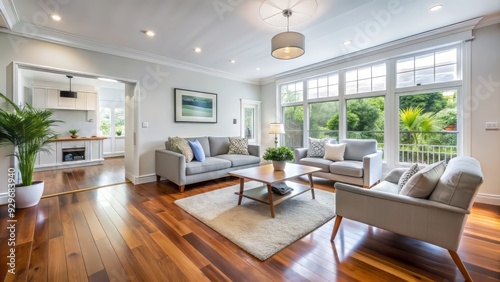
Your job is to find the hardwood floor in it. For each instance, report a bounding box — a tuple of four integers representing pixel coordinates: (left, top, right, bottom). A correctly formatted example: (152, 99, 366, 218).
(33, 157, 126, 197)
(1, 176, 499, 281)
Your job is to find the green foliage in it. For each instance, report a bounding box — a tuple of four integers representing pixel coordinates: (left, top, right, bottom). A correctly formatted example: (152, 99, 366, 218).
(434, 108, 457, 127)
(116, 130, 122, 136)
(262, 146, 294, 162)
(69, 129, 79, 135)
(400, 92, 447, 113)
(399, 106, 442, 145)
(0, 93, 62, 186)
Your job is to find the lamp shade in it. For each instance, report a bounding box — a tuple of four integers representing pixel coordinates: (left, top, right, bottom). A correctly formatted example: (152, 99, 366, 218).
(271, 31, 305, 60)
(269, 123, 285, 134)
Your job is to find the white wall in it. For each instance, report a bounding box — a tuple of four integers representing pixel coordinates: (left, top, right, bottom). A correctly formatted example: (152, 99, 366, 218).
(0, 33, 260, 194)
(51, 110, 97, 137)
(260, 82, 278, 150)
(470, 23, 500, 205)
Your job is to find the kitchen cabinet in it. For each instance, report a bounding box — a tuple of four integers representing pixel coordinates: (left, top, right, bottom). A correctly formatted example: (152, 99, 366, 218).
(34, 137, 105, 171)
(32, 87, 98, 111)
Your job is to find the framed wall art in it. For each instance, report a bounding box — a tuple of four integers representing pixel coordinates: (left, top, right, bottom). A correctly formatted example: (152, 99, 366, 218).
(174, 88, 217, 123)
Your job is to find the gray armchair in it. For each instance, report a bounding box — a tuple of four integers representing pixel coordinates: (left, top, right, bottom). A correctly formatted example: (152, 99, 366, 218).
(294, 139, 383, 187)
(331, 156, 484, 281)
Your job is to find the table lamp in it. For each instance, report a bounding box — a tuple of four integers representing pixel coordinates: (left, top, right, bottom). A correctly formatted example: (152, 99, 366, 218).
(269, 123, 285, 147)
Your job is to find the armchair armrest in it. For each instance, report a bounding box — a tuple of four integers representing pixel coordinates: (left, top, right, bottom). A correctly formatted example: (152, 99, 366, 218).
(384, 168, 408, 184)
(155, 149, 186, 186)
(248, 144, 260, 157)
(294, 148, 308, 164)
(362, 150, 383, 187)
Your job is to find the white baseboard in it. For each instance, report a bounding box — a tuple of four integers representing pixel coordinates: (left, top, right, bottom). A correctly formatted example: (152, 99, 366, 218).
(475, 193, 500, 206)
(0, 193, 8, 205)
(125, 172, 157, 185)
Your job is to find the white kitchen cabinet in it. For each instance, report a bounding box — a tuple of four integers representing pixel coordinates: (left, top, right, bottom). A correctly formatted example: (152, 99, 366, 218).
(75, 92, 87, 110)
(86, 92, 97, 110)
(32, 87, 98, 111)
(33, 87, 46, 108)
(34, 138, 105, 171)
(46, 89, 59, 108)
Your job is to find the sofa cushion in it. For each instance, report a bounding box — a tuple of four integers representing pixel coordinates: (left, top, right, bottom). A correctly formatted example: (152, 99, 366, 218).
(371, 181, 399, 194)
(186, 137, 210, 157)
(324, 143, 346, 161)
(340, 139, 377, 161)
(307, 137, 335, 157)
(398, 163, 419, 192)
(169, 137, 194, 163)
(330, 161, 363, 177)
(186, 157, 231, 175)
(188, 139, 206, 162)
(215, 154, 260, 167)
(209, 137, 230, 156)
(299, 158, 333, 172)
(400, 161, 445, 198)
(429, 156, 484, 210)
(227, 137, 249, 155)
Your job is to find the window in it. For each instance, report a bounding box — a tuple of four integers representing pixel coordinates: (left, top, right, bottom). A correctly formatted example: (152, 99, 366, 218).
(399, 90, 458, 164)
(114, 108, 125, 136)
(396, 48, 458, 88)
(281, 82, 303, 103)
(307, 74, 339, 99)
(309, 101, 339, 140)
(346, 97, 385, 150)
(99, 108, 111, 136)
(345, 63, 386, 94)
(282, 105, 304, 148)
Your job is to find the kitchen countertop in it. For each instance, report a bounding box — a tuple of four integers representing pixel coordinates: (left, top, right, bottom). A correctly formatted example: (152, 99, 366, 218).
(52, 136, 107, 142)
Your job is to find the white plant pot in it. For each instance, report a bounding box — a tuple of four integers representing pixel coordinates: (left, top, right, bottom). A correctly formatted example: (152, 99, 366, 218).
(15, 181, 44, 209)
(272, 161, 286, 171)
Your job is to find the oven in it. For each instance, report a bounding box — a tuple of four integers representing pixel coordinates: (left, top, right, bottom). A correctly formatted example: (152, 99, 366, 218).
(62, 147, 85, 162)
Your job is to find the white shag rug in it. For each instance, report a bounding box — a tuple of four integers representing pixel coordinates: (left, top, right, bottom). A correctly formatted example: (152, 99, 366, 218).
(174, 181, 336, 260)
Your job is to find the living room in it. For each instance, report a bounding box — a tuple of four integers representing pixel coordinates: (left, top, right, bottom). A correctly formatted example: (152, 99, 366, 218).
(0, 0, 499, 281)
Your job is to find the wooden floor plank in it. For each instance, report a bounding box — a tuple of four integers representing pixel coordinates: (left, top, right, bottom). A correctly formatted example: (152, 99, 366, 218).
(47, 236, 68, 281)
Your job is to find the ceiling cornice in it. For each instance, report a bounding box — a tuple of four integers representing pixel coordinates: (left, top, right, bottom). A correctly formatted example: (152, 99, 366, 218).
(0, 0, 19, 28)
(269, 17, 483, 82)
(475, 12, 500, 29)
(2, 21, 261, 85)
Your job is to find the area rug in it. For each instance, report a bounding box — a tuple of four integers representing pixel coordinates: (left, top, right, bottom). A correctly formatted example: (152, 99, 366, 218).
(174, 181, 336, 260)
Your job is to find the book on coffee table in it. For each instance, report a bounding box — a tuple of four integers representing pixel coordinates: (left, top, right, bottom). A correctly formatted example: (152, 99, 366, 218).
(271, 182, 294, 195)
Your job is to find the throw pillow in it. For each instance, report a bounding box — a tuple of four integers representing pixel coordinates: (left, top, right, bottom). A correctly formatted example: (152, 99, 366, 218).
(398, 163, 419, 192)
(166, 137, 181, 154)
(227, 137, 249, 155)
(169, 137, 194, 163)
(307, 137, 335, 157)
(400, 161, 446, 198)
(323, 143, 347, 161)
(188, 139, 206, 162)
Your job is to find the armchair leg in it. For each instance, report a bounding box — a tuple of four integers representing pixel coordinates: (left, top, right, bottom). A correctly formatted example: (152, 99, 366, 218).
(330, 216, 343, 242)
(156, 175, 161, 182)
(448, 250, 473, 281)
(179, 185, 185, 193)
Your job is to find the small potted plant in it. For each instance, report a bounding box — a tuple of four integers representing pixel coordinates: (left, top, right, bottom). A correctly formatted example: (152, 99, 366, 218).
(116, 129, 122, 136)
(69, 129, 79, 138)
(0, 93, 61, 208)
(262, 146, 294, 170)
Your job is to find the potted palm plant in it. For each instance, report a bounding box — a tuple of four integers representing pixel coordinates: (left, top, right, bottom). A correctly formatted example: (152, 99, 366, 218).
(0, 93, 61, 208)
(262, 146, 294, 170)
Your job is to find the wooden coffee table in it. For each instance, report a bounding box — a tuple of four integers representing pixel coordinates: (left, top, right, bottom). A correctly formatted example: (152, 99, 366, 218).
(229, 163, 321, 218)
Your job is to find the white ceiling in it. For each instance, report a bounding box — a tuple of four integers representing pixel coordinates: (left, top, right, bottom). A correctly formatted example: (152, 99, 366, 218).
(1, 0, 500, 84)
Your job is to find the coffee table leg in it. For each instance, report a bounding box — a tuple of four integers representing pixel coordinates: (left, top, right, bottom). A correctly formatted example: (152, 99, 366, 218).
(266, 184, 276, 218)
(308, 173, 316, 199)
(237, 178, 244, 205)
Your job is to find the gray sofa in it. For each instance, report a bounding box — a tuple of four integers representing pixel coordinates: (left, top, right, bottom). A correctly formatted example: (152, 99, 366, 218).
(155, 136, 260, 192)
(331, 156, 484, 281)
(294, 139, 383, 187)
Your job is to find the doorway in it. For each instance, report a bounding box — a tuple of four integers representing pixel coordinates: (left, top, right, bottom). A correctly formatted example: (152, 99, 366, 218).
(12, 63, 139, 196)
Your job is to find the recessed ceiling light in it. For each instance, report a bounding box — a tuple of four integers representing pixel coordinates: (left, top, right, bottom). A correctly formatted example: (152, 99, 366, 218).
(194, 47, 202, 53)
(343, 40, 352, 45)
(144, 30, 155, 37)
(230, 60, 236, 63)
(256, 67, 261, 71)
(98, 77, 119, 83)
(429, 4, 443, 12)
(51, 14, 62, 21)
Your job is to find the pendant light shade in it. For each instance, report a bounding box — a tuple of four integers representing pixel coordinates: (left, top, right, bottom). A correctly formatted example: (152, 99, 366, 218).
(271, 31, 305, 60)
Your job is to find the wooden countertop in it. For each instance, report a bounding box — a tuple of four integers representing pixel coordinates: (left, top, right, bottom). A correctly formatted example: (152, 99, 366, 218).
(52, 136, 107, 142)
